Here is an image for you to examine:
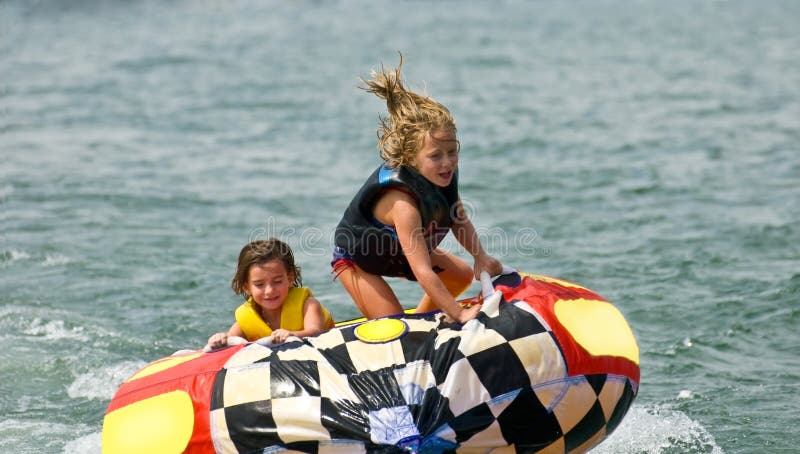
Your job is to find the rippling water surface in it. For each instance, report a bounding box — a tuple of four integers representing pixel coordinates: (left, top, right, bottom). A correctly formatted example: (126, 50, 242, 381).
(2, 1, 798, 452)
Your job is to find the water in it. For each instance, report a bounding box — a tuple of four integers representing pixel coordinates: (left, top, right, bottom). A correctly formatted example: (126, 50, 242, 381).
(2, 1, 798, 452)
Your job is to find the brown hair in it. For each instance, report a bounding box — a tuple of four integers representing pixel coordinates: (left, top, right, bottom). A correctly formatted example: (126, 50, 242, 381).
(231, 238, 302, 296)
(360, 52, 458, 168)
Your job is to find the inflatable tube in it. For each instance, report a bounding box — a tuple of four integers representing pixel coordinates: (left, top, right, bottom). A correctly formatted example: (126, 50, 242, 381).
(102, 271, 639, 453)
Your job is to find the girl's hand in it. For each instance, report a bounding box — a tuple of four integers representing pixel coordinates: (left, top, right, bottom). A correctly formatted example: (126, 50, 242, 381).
(205, 332, 228, 350)
(473, 254, 503, 280)
(271, 328, 292, 344)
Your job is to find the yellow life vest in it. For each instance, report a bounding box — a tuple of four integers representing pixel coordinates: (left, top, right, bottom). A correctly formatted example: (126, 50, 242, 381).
(234, 287, 334, 341)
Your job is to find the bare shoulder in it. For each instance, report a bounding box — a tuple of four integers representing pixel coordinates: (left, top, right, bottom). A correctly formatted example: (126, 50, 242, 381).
(373, 188, 419, 226)
(303, 295, 322, 307)
(302, 295, 324, 317)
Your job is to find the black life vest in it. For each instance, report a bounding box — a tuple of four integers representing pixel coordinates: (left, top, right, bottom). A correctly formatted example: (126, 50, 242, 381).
(334, 163, 459, 279)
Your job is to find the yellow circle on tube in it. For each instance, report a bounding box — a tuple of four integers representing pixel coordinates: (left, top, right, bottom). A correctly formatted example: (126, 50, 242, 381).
(354, 318, 408, 343)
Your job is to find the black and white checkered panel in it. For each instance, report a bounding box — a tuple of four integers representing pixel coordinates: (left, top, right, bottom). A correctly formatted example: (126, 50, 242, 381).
(423, 298, 638, 453)
(310, 314, 449, 447)
(207, 297, 635, 453)
(209, 314, 452, 452)
(208, 340, 351, 453)
(423, 300, 567, 450)
(427, 375, 637, 453)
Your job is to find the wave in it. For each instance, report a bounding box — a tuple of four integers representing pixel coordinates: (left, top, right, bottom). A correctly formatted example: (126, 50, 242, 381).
(22, 318, 90, 342)
(0, 418, 92, 453)
(63, 431, 101, 454)
(594, 404, 723, 454)
(0, 249, 72, 268)
(67, 361, 146, 401)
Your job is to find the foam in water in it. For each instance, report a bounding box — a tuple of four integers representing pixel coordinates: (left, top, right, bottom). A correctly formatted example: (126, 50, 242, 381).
(2, 249, 31, 263)
(677, 389, 694, 399)
(0, 418, 90, 452)
(63, 431, 101, 454)
(67, 360, 147, 400)
(593, 404, 724, 454)
(1, 249, 72, 268)
(23, 318, 90, 341)
(43, 254, 72, 267)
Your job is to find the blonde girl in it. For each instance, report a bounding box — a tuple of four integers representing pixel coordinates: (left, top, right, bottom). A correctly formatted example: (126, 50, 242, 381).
(332, 54, 502, 323)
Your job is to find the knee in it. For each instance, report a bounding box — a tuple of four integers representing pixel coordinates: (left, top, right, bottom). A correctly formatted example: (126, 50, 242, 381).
(455, 258, 473, 281)
(443, 261, 473, 295)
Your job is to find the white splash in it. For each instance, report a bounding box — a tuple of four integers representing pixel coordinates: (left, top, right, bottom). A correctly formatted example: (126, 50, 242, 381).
(67, 360, 146, 400)
(0, 419, 91, 452)
(593, 404, 724, 454)
(23, 318, 90, 341)
(63, 431, 101, 454)
(43, 254, 72, 267)
(5, 249, 31, 262)
(677, 389, 694, 399)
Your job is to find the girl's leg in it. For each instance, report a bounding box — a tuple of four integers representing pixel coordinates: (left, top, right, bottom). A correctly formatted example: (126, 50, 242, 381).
(415, 248, 473, 313)
(336, 263, 403, 319)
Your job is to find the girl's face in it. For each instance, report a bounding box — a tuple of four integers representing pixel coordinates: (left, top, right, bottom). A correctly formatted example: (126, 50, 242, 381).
(245, 259, 293, 312)
(413, 129, 459, 187)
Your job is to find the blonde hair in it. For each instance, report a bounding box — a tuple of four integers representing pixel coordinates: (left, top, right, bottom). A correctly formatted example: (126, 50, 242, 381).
(360, 53, 457, 168)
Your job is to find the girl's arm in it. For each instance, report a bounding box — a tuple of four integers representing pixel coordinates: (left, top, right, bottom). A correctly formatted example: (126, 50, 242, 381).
(391, 193, 481, 323)
(293, 296, 326, 337)
(270, 296, 325, 343)
(451, 199, 503, 279)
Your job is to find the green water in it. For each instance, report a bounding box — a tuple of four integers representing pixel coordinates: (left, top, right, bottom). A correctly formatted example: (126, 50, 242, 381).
(1, 1, 798, 452)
